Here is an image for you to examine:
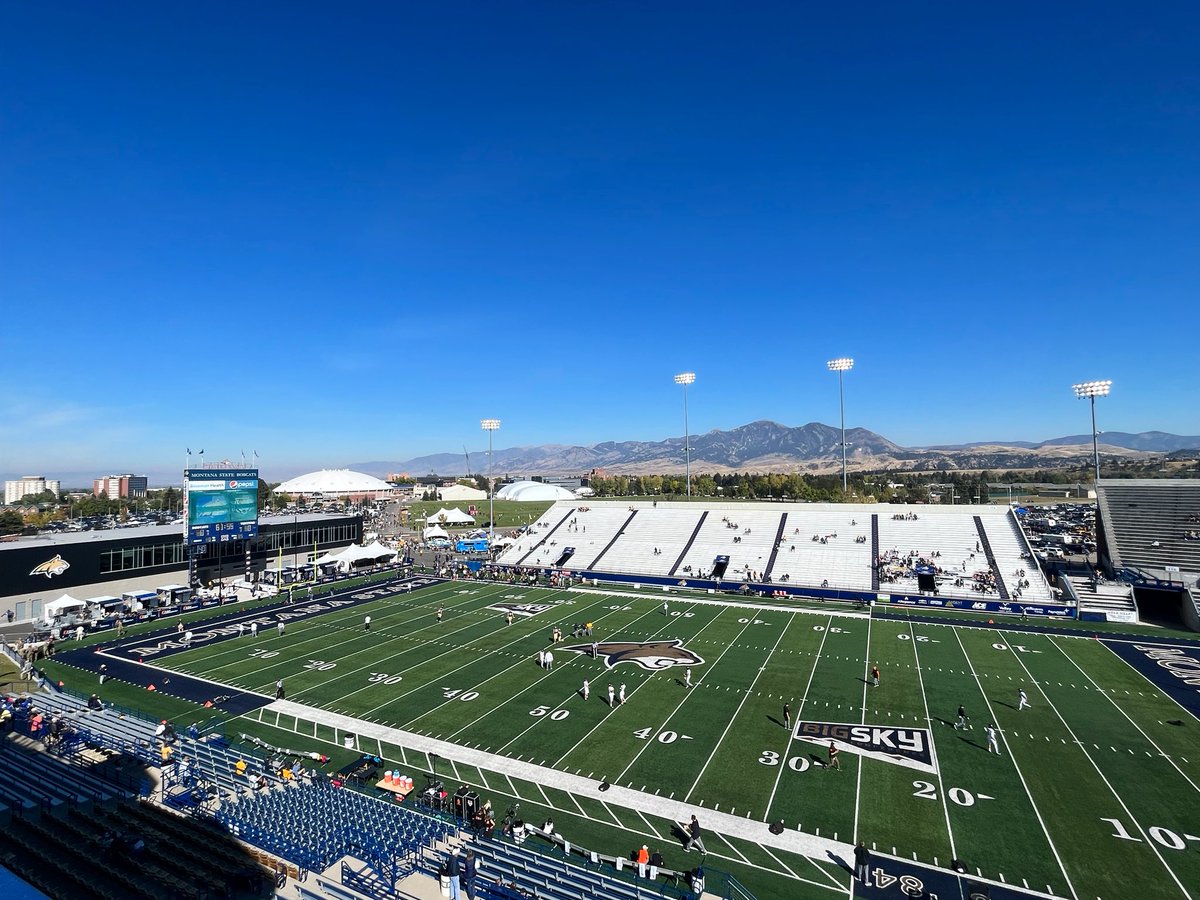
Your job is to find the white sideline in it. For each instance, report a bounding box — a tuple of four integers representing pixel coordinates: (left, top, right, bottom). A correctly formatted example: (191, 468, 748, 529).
(267, 698, 853, 863)
(565, 586, 871, 621)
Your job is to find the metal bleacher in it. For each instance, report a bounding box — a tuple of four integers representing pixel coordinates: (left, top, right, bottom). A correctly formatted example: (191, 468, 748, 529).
(1097, 479, 1200, 577)
(215, 779, 456, 875)
(467, 834, 691, 900)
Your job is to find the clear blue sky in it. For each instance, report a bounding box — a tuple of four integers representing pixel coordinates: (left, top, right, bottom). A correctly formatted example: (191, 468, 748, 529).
(2, 2, 1198, 481)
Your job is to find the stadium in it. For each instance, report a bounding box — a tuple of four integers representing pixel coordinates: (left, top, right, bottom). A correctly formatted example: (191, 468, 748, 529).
(3, 481, 1199, 900)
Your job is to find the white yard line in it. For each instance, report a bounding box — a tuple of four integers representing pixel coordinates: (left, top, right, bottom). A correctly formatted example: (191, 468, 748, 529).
(172, 580, 490, 677)
(265, 697, 852, 865)
(549, 603, 729, 768)
(850, 615, 873, 849)
(951, 628, 1077, 898)
(684, 612, 796, 802)
(397, 596, 655, 733)
(763, 614, 833, 822)
(908, 621, 957, 860)
(493, 602, 694, 756)
(997, 633, 1191, 899)
(565, 586, 870, 621)
(1049, 636, 1200, 796)
(261, 583, 541, 694)
(610, 614, 760, 784)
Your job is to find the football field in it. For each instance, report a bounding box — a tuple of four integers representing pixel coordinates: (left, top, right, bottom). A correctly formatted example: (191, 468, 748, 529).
(135, 579, 1200, 900)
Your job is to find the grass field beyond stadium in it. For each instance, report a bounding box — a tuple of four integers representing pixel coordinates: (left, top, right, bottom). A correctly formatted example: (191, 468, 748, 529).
(97, 580, 1200, 899)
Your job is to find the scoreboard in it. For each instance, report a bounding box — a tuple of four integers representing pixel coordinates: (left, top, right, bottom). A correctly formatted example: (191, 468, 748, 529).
(184, 468, 259, 546)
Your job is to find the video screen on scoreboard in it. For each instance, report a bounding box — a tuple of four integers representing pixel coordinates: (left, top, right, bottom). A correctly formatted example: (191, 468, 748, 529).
(185, 468, 259, 545)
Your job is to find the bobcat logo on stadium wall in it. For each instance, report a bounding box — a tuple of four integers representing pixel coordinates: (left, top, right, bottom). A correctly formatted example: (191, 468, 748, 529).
(563, 640, 704, 671)
(29, 554, 71, 579)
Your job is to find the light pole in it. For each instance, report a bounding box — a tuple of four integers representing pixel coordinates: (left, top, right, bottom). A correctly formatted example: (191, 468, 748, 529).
(826, 358, 854, 494)
(481, 419, 501, 543)
(1072, 380, 1112, 485)
(674, 373, 696, 497)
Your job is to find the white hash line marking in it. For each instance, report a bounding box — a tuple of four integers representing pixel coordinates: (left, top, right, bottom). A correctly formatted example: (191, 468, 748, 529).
(996, 630, 1191, 900)
(685, 612, 797, 801)
(910, 621, 958, 861)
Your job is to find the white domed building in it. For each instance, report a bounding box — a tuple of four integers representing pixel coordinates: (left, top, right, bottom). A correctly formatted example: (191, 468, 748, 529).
(275, 469, 395, 502)
(494, 480, 578, 502)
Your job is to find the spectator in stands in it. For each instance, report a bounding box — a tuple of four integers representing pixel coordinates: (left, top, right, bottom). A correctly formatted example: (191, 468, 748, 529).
(462, 848, 478, 900)
(87, 693, 103, 711)
(447, 847, 462, 899)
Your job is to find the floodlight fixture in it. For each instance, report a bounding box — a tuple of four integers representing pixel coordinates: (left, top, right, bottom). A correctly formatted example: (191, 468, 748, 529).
(674, 373, 696, 495)
(1072, 380, 1112, 485)
(826, 358, 855, 493)
(480, 419, 501, 541)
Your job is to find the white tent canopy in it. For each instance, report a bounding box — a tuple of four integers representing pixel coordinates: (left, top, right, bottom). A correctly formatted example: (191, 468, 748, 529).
(429, 507, 475, 525)
(43, 595, 85, 619)
(495, 481, 577, 501)
(330, 544, 389, 568)
(361, 540, 397, 560)
(422, 524, 450, 540)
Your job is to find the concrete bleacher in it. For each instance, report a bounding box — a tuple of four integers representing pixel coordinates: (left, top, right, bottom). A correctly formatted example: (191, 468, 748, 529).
(593, 508, 706, 576)
(767, 511, 873, 590)
(671, 507, 783, 582)
(501, 500, 1056, 609)
(1097, 479, 1200, 578)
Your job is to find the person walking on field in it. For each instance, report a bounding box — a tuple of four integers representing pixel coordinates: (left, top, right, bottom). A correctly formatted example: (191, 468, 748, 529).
(1018, 688, 1030, 711)
(871, 663, 880, 688)
(684, 668, 692, 689)
(955, 704, 968, 730)
(783, 702, 791, 730)
(986, 723, 1001, 754)
(607, 684, 615, 707)
(663, 601, 669, 616)
(581, 680, 589, 701)
(827, 741, 841, 771)
(854, 841, 871, 883)
(364, 615, 371, 631)
(618, 683, 626, 705)
(250, 622, 258, 638)
(437, 606, 444, 624)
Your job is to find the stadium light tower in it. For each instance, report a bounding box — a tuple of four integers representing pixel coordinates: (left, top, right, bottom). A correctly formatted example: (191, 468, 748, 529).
(1072, 380, 1112, 485)
(480, 419, 501, 543)
(826, 358, 854, 494)
(674, 372, 696, 497)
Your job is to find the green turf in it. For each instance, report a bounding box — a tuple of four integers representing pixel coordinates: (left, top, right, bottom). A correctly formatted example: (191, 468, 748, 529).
(106, 580, 1200, 899)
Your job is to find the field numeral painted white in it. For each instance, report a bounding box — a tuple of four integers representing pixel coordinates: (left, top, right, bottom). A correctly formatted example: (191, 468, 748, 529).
(606, 605, 632, 611)
(368, 672, 403, 685)
(992, 642, 1039, 654)
(896, 634, 935, 643)
(757, 751, 812, 772)
(634, 728, 683, 744)
(529, 706, 570, 720)
(737, 618, 768, 625)
(670, 611, 695, 618)
(1102, 818, 1200, 851)
(442, 689, 480, 701)
(812, 625, 845, 633)
(250, 649, 279, 659)
(912, 781, 984, 806)
(304, 659, 336, 671)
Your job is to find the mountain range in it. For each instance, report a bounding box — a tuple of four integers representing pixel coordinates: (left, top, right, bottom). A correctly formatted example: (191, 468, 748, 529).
(350, 421, 1200, 479)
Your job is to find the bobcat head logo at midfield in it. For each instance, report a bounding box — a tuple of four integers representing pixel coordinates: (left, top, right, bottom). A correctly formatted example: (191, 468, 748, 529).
(488, 602, 555, 618)
(30, 554, 71, 579)
(562, 639, 704, 671)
